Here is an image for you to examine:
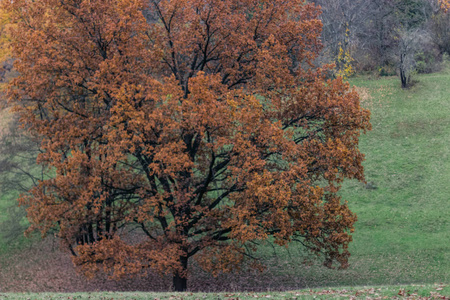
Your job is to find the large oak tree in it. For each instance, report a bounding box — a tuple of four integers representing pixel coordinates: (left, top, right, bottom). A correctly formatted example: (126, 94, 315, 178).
(5, 0, 370, 291)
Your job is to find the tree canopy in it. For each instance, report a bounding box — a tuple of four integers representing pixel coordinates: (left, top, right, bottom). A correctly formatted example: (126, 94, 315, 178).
(4, 0, 370, 291)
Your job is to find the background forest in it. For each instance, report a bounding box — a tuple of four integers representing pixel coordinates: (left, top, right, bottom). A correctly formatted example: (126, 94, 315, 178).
(318, 0, 449, 86)
(0, 0, 449, 297)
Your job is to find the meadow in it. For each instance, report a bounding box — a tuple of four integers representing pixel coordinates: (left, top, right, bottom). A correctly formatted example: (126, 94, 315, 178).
(0, 68, 449, 296)
(258, 69, 450, 288)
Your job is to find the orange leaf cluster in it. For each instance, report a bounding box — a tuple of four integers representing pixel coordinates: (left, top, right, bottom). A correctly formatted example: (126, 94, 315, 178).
(4, 0, 370, 291)
(441, 0, 450, 11)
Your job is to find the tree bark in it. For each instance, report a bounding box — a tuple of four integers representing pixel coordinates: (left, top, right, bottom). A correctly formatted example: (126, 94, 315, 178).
(173, 256, 188, 292)
(400, 53, 408, 88)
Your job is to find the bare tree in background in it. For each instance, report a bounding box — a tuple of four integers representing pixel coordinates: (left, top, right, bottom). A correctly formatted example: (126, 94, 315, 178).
(398, 29, 431, 87)
(315, 0, 365, 61)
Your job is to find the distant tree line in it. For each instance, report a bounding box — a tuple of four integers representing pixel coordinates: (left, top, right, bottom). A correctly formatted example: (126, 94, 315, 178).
(316, 0, 449, 87)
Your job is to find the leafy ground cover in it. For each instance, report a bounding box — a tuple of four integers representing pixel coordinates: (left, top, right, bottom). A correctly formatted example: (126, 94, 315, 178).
(0, 69, 449, 292)
(0, 284, 448, 299)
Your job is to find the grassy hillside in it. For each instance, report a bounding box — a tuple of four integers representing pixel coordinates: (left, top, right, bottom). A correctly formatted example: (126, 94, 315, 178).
(251, 70, 450, 288)
(0, 69, 449, 292)
(217, 69, 450, 289)
(344, 70, 450, 285)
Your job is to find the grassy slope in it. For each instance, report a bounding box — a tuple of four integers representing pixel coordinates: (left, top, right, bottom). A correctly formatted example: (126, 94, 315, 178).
(344, 70, 450, 285)
(245, 70, 450, 288)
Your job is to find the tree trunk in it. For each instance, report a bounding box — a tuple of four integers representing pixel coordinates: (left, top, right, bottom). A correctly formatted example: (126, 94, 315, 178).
(400, 53, 407, 88)
(400, 68, 407, 88)
(173, 273, 187, 292)
(173, 256, 188, 292)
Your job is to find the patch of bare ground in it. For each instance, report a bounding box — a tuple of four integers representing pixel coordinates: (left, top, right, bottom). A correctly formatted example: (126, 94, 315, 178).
(354, 85, 393, 111)
(354, 86, 372, 104)
(0, 237, 309, 292)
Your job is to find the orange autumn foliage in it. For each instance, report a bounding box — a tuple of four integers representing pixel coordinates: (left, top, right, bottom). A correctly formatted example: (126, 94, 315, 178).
(442, 0, 450, 11)
(4, 0, 370, 291)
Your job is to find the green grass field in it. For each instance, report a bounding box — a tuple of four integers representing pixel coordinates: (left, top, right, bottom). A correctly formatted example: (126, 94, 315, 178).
(0, 69, 449, 295)
(342, 71, 450, 285)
